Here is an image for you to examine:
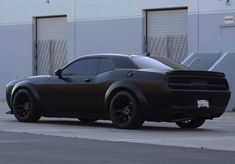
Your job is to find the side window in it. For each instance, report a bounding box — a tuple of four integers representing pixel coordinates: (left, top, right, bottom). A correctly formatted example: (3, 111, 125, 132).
(111, 57, 137, 69)
(98, 58, 114, 74)
(62, 59, 99, 76)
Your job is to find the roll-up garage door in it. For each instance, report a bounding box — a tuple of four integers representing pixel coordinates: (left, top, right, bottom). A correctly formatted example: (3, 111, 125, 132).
(36, 16, 67, 75)
(146, 9, 188, 62)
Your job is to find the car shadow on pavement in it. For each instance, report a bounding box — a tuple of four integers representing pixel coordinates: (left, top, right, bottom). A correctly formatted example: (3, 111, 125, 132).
(139, 124, 214, 132)
(38, 120, 115, 128)
(22, 119, 217, 133)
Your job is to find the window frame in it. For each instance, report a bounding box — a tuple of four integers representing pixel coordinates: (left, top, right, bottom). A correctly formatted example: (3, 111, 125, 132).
(97, 57, 116, 75)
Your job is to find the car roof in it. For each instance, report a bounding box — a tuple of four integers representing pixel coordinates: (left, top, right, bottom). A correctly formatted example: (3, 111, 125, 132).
(70, 53, 139, 69)
(76, 53, 135, 59)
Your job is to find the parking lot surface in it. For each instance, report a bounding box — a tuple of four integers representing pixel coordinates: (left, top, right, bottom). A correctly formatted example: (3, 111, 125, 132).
(0, 102, 235, 151)
(1, 131, 234, 164)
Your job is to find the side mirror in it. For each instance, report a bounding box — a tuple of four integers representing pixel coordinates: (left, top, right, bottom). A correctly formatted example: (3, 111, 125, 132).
(55, 69, 62, 78)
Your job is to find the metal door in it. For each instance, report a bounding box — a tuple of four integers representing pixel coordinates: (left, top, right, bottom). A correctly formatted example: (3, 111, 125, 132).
(35, 16, 67, 75)
(146, 8, 188, 62)
(220, 25, 235, 52)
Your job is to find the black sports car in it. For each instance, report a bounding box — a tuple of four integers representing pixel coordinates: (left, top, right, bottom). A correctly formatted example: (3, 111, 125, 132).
(6, 54, 230, 129)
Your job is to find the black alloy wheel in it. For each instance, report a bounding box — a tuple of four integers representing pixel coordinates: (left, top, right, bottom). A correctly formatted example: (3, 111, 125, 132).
(175, 118, 205, 129)
(13, 89, 41, 122)
(109, 91, 144, 129)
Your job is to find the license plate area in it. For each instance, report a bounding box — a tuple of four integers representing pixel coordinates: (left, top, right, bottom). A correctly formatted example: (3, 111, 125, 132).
(197, 99, 209, 108)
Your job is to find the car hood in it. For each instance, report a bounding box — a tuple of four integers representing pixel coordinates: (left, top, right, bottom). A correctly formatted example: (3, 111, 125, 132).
(26, 75, 52, 84)
(8, 75, 52, 86)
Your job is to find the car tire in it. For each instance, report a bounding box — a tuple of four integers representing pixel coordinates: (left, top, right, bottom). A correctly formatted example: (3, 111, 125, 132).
(78, 118, 98, 123)
(109, 91, 144, 129)
(12, 89, 41, 122)
(175, 118, 205, 129)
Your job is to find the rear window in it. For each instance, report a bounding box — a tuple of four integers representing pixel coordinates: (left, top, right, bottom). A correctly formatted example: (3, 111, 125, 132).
(132, 56, 173, 70)
(151, 56, 188, 70)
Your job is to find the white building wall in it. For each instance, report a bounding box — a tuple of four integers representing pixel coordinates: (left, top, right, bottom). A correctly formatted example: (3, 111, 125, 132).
(1, 0, 235, 24)
(0, 0, 235, 100)
(0, 0, 74, 24)
(76, 0, 193, 19)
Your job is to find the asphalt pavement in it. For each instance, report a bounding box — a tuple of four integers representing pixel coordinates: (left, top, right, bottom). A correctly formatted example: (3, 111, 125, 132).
(0, 101, 235, 163)
(0, 131, 234, 164)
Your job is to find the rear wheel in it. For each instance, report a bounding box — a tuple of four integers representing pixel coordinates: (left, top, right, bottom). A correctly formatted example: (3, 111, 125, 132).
(175, 118, 205, 129)
(109, 91, 144, 129)
(12, 89, 41, 122)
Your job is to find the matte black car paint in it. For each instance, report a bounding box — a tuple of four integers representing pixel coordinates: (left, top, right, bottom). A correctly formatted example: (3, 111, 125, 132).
(6, 54, 231, 123)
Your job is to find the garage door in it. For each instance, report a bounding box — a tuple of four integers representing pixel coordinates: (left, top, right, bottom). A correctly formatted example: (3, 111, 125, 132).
(36, 16, 67, 75)
(146, 9, 188, 62)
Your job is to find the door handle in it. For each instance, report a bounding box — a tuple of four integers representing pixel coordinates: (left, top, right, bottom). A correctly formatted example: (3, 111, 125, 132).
(84, 78, 92, 83)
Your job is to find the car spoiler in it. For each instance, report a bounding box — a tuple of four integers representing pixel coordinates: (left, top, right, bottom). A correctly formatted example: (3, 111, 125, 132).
(167, 70, 225, 78)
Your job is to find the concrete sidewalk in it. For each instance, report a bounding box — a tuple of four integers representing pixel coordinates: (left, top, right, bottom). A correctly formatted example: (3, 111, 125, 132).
(1, 101, 235, 151)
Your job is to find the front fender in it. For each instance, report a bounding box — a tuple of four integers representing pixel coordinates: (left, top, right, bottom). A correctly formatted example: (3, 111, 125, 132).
(104, 80, 148, 114)
(10, 81, 42, 110)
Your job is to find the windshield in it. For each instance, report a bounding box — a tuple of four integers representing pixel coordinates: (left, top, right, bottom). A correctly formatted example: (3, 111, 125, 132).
(131, 56, 187, 70)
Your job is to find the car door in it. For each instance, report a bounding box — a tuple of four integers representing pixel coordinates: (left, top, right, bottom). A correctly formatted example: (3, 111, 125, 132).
(93, 58, 115, 115)
(42, 58, 99, 116)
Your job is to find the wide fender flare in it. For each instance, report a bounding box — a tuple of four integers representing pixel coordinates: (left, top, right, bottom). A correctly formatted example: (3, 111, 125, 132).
(104, 80, 148, 113)
(11, 80, 42, 109)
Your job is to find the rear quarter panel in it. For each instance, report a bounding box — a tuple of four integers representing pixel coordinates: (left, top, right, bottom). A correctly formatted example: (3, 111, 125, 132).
(95, 69, 169, 117)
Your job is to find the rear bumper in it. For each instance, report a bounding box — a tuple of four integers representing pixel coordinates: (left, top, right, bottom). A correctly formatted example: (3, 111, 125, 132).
(144, 90, 230, 122)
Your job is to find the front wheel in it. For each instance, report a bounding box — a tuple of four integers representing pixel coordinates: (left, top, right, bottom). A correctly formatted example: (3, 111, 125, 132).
(12, 89, 41, 122)
(109, 91, 144, 129)
(175, 118, 205, 129)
